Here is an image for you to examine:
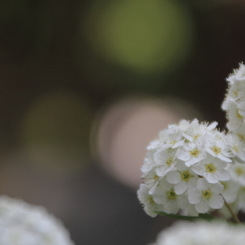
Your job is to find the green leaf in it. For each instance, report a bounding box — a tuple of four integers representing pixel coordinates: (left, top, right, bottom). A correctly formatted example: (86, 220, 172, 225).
(155, 211, 216, 221)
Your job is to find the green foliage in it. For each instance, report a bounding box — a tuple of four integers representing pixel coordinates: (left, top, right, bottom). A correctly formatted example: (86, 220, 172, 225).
(155, 211, 216, 221)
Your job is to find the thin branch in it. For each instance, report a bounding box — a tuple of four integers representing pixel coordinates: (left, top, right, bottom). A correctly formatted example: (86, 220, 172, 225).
(222, 195, 241, 224)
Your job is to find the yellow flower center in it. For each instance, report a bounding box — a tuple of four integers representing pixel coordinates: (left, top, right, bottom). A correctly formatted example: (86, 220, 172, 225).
(181, 171, 192, 181)
(211, 146, 221, 154)
(232, 145, 239, 153)
(148, 196, 155, 205)
(193, 134, 201, 140)
(235, 167, 244, 176)
(153, 174, 159, 180)
(190, 149, 200, 157)
(166, 156, 174, 166)
(236, 109, 243, 119)
(205, 163, 216, 173)
(202, 190, 212, 200)
(238, 134, 245, 141)
(167, 190, 177, 200)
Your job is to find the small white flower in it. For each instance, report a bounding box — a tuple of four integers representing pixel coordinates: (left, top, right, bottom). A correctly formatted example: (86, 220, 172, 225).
(205, 131, 232, 162)
(137, 184, 162, 217)
(177, 141, 206, 167)
(141, 151, 156, 174)
(159, 125, 184, 149)
(181, 119, 217, 142)
(226, 102, 245, 131)
(188, 178, 224, 213)
(166, 161, 198, 194)
(222, 80, 245, 110)
(154, 148, 177, 177)
(143, 167, 166, 195)
(230, 162, 245, 186)
(153, 179, 188, 214)
(227, 132, 245, 162)
(191, 155, 230, 184)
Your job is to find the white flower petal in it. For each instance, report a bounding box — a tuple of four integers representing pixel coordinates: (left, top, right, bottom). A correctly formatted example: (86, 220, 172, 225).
(209, 195, 224, 209)
(188, 189, 201, 204)
(166, 171, 181, 184)
(215, 169, 230, 181)
(175, 181, 188, 195)
(204, 173, 218, 184)
(217, 154, 232, 162)
(195, 200, 209, 213)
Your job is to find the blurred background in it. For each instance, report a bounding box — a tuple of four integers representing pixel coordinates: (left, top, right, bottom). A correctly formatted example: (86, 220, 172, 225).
(0, 0, 245, 244)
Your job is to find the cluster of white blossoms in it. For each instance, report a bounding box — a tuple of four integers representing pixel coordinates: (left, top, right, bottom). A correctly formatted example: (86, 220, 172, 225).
(220, 63, 245, 216)
(138, 63, 245, 218)
(0, 195, 75, 245)
(137, 119, 238, 217)
(222, 63, 245, 134)
(152, 220, 245, 245)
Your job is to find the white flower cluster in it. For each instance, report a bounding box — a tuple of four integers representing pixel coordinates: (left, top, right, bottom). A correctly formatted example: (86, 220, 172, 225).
(138, 63, 245, 218)
(152, 220, 245, 245)
(0, 195, 75, 245)
(220, 63, 245, 216)
(137, 119, 236, 217)
(222, 63, 245, 134)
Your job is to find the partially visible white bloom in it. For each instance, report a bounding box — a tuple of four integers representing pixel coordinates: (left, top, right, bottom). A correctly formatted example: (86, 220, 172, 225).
(141, 151, 156, 174)
(226, 133, 245, 162)
(226, 63, 245, 84)
(188, 178, 224, 213)
(0, 196, 75, 245)
(205, 131, 232, 162)
(220, 179, 240, 203)
(158, 125, 184, 149)
(152, 220, 245, 245)
(226, 102, 245, 131)
(137, 184, 162, 217)
(154, 148, 177, 177)
(223, 63, 245, 133)
(230, 162, 245, 186)
(180, 119, 210, 142)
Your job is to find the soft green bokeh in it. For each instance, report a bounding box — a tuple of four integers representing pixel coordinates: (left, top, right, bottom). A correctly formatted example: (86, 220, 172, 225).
(86, 0, 193, 74)
(20, 90, 93, 175)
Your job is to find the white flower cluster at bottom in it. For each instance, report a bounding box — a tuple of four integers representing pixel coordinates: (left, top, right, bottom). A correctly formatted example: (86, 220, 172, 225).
(0, 195, 75, 245)
(152, 220, 245, 245)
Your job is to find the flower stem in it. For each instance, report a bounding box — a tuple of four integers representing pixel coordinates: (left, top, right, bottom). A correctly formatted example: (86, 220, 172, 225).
(222, 196, 241, 224)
